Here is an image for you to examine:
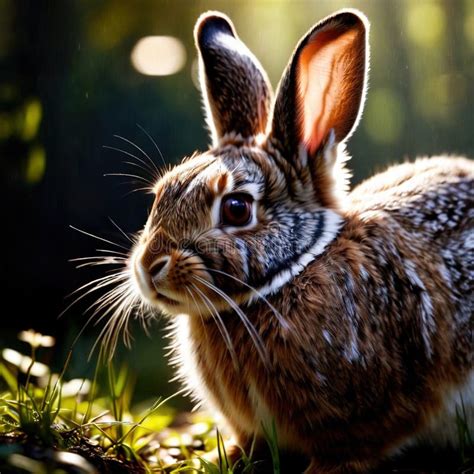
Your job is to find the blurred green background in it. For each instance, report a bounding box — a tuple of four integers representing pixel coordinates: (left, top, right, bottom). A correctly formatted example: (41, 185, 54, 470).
(1, 0, 473, 407)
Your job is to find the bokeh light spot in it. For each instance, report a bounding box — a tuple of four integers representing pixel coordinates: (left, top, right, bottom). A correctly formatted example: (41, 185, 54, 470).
(131, 36, 186, 76)
(2, 348, 49, 377)
(406, 3, 445, 47)
(365, 88, 404, 145)
(21, 99, 42, 141)
(417, 73, 465, 120)
(0, 113, 13, 139)
(464, 15, 474, 47)
(25, 146, 46, 184)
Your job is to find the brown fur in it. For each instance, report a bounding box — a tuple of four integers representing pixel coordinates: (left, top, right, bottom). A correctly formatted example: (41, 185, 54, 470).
(120, 9, 474, 473)
(181, 159, 472, 471)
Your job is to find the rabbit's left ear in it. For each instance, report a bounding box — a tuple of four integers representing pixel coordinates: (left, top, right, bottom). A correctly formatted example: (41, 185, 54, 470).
(195, 12, 273, 146)
(269, 10, 368, 168)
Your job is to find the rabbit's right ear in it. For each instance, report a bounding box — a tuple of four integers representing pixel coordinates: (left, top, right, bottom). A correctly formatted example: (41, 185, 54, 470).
(195, 12, 273, 146)
(269, 10, 368, 175)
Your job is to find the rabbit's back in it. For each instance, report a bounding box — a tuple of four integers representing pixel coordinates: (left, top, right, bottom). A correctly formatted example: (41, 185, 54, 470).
(349, 156, 473, 237)
(349, 156, 473, 322)
(346, 156, 474, 450)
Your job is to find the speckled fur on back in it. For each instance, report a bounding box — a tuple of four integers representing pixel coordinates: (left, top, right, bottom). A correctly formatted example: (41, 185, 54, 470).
(119, 9, 474, 473)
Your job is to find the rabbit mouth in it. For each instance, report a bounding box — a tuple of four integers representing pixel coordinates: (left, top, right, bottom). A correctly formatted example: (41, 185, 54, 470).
(154, 289, 181, 307)
(131, 252, 169, 304)
(133, 260, 182, 308)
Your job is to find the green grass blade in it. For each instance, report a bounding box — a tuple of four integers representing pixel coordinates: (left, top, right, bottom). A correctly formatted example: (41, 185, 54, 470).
(262, 419, 280, 474)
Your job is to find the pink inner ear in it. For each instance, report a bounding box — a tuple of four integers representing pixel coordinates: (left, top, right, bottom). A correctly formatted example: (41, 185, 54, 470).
(298, 28, 360, 155)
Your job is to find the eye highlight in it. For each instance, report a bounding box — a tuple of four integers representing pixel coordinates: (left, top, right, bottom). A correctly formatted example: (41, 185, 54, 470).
(221, 193, 253, 227)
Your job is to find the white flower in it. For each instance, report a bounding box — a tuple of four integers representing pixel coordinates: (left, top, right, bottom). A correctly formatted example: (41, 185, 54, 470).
(2, 348, 49, 377)
(18, 329, 55, 348)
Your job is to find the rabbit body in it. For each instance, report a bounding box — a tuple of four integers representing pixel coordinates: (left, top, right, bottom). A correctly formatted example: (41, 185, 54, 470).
(172, 154, 473, 471)
(126, 8, 474, 473)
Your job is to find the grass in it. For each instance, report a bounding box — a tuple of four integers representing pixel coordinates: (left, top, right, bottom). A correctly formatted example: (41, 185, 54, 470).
(0, 330, 473, 473)
(0, 330, 249, 473)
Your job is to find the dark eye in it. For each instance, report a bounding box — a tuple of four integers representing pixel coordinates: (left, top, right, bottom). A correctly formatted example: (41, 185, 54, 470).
(221, 193, 253, 227)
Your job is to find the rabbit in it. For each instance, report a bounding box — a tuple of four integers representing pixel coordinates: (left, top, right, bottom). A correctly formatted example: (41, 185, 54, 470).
(121, 8, 474, 473)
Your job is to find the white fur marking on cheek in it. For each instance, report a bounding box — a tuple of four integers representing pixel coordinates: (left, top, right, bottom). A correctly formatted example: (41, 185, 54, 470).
(255, 210, 343, 298)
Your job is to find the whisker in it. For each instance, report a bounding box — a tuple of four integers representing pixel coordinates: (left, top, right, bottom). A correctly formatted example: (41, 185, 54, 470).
(206, 268, 290, 331)
(69, 225, 130, 252)
(61, 277, 133, 359)
(124, 186, 155, 197)
(193, 275, 269, 369)
(69, 256, 126, 263)
(113, 134, 161, 177)
(76, 281, 131, 341)
(103, 144, 157, 181)
(136, 123, 167, 169)
(123, 160, 156, 179)
(191, 283, 239, 370)
(103, 172, 154, 186)
(90, 289, 135, 359)
(108, 217, 134, 244)
(169, 262, 290, 331)
(105, 296, 134, 351)
(86, 281, 131, 321)
(115, 181, 154, 194)
(75, 260, 125, 269)
(59, 272, 128, 319)
(114, 294, 138, 349)
(70, 255, 126, 269)
(66, 236, 143, 361)
(96, 248, 130, 257)
(67, 271, 129, 299)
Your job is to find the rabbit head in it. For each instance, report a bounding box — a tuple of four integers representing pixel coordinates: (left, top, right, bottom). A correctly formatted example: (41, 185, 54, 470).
(131, 10, 369, 318)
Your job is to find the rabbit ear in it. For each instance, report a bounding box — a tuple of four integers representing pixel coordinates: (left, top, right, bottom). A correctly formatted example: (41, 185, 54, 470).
(195, 12, 273, 146)
(269, 10, 368, 167)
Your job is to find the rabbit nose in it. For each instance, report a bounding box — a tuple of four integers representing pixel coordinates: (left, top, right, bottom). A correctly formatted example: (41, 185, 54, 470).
(149, 256, 170, 285)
